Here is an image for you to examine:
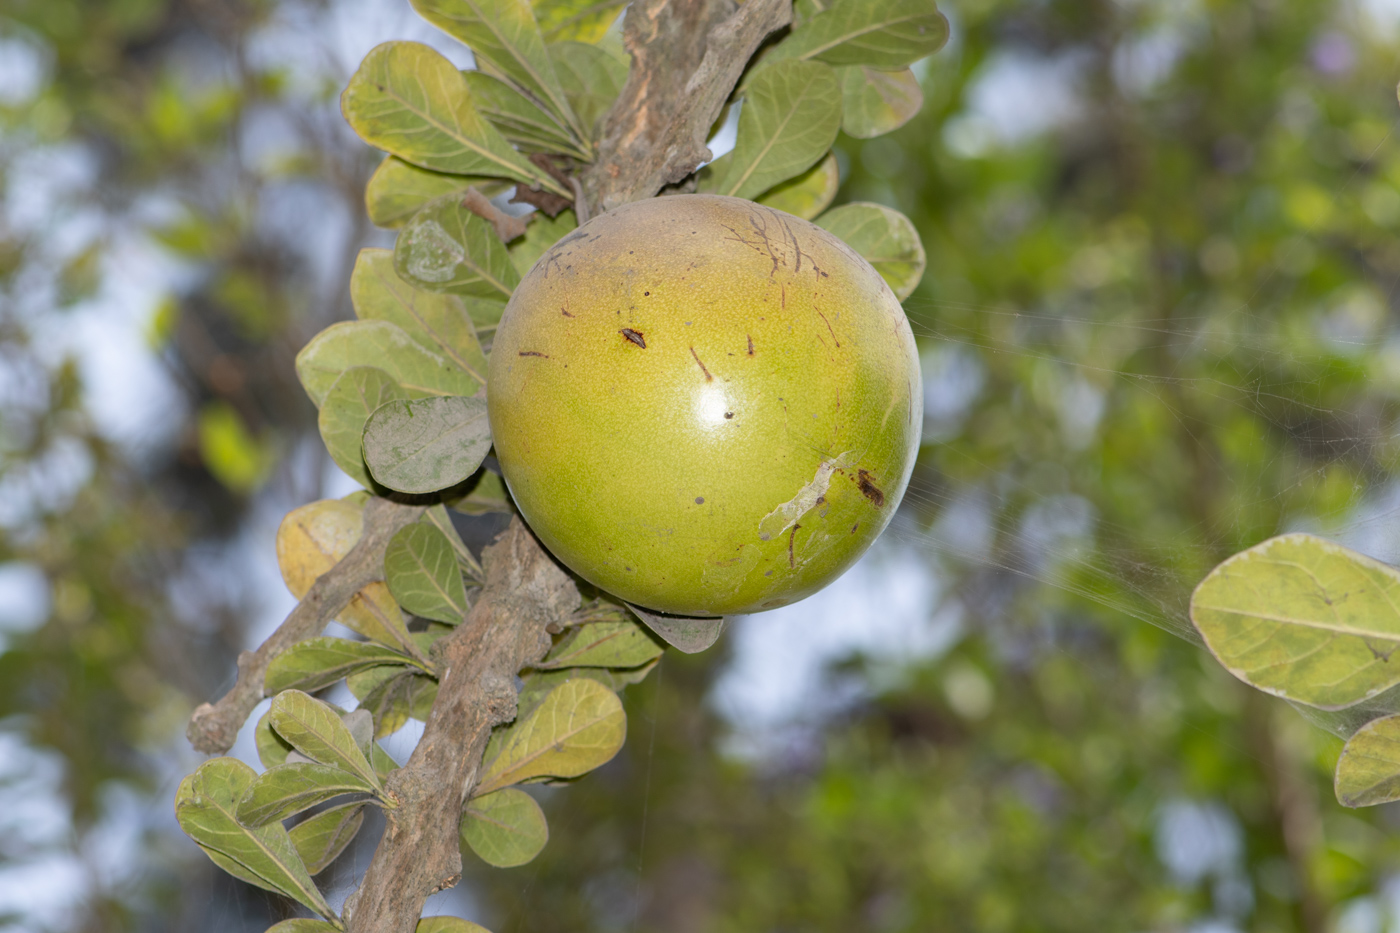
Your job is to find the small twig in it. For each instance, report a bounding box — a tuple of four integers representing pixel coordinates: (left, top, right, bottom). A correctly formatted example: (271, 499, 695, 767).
(460, 188, 529, 243)
(185, 497, 426, 755)
(343, 518, 579, 933)
(570, 176, 590, 225)
(583, 0, 792, 213)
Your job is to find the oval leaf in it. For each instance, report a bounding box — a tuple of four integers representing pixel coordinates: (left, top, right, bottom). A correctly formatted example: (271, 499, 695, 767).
(538, 620, 665, 669)
(366, 156, 509, 229)
(319, 367, 410, 488)
(235, 762, 377, 827)
(714, 60, 842, 202)
(256, 709, 295, 769)
(266, 921, 342, 933)
(460, 788, 549, 867)
(838, 65, 922, 138)
(351, 249, 488, 383)
(410, 0, 586, 142)
(268, 690, 382, 791)
(462, 71, 585, 158)
(266, 637, 426, 694)
(773, 0, 949, 69)
(274, 497, 414, 649)
(417, 919, 493, 933)
(625, 603, 727, 654)
(349, 666, 418, 738)
(549, 41, 626, 139)
(385, 523, 471, 623)
(477, 678, 626, 795)
(533, 0, 625, 43)
(756, 151, 839, 220)
(363, 395, 492, 495)
(341, 41, 559, 192)
(1191, 533, 1400, 710)
(290, 802, 368, 874)
(395, 197, 522, 299)
(815, 201, 925, 300)
(295, 319, 480, 408)
(175, 758, 333, 919)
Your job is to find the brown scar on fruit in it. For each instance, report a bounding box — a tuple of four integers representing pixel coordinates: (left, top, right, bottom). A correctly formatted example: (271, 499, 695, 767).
(746, 335, 754, 356)
(620, 328, 646, 348)
(817, 310, 840, 348)
(518, 351, 550, 358)
(689, 346, 713, 381)
(857, 470, 885, 507)
(788, 524, 800, 568)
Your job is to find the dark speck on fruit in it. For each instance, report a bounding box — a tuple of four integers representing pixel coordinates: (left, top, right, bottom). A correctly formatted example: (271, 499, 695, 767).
(695, 496, 704, 504)
(724, 412, 734, 419)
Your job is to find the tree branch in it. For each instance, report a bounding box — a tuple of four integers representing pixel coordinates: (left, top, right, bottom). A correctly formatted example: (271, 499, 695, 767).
(343, 517, 579, 933)
(185, 497, 427, 754)
(583, 0, 792, 213)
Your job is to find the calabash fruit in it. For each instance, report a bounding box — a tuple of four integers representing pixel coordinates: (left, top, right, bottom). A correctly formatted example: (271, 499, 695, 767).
(487, 194, 921, 616)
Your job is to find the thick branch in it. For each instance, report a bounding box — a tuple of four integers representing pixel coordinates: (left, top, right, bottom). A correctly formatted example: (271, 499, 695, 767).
(185, 497, 426, 754)
(583, 0, 792, 213)
(343, 518, 579, 933)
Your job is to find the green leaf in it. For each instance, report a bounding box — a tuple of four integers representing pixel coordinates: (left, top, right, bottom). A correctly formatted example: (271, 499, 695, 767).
(416, 918, 493, 933)
(265, 637, 426, 694)
(363, 396, 493, 495)
(446, 468, 514, 515)
(265, 921, 342, 933)
(385, 523, 471, 623)
(342, 42, 562, 193)
(395, 196, 523, 299)
(370, 740, 401, 782)
(815, 201, 925, 300)
(268, 690, 382, 791)
(295, 320, 480, 408)
(366, 156, 510, 229)
(625, 603, 727, 654)
(423, 503, 483, 582)
(290, 802, 367, 874)
(256, 709, 295, 769)
(838, 65, 922, 138)
(549, 41, 626, 140)
(532, 0, 625, 43)
(175, 758, 334, 919)
(461, 71, 585, 158)
(538, 620, 665, 669)
(1191, 533, 1400, 710)
(410, 0, 585, 144)
(318, 367, 409, 488)
(477, 678, 626, 795)
(235, 762, 377, 827)
(771, 0, 949, 69)
(460, 788, 549, 867)
(351, 249, 488, 384)
(756, 151, 839, 220)
(714, 60, 842, 201)
(350, 666, 415, 737)
(509, 210, 578, 276)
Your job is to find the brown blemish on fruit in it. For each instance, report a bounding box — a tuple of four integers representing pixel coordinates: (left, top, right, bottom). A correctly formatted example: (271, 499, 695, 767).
(857, 470, 885, 507)
(815, 496, 825, 505)
(851, 522, 860, 534)
(817, 310, 840, 348)
(788, 524, 800, 568)
(746, 334, 754, 356)
(518, 351, 550, 358)
(689, 346, 713, 381)
(695, 496, 704, 504)
(620, 328, 646, 348)
(724, 412, 734, 419)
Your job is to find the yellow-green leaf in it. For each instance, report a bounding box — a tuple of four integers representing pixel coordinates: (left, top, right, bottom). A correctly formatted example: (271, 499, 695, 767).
(416, 918, 492, 933)
(460, 788, 548, 867)
(549, 41, 626, 140)
(410, 0, 586, 144)
(714, 60, 842, 201)
(351, 249, 488, 384)
(267, 690, 382, 791)
(235, 762, 376, 827)
(815, 201, 925, 300)
(395, 197, 522, 299)
(771, 0, 949, 69)
(318, 367, 409, 489)
(363, 396, 493, 495)
(532, 0, 625, 43)
(365, 156, 509, 229)
(385, 523, 470, 623)
(175, 758, 334, 920)
(295, 320, 481, 408)
(341, 41, 563, 194)
(461, 70, 585, 158)
(538, 620, 665, 669)
(1191, 533, 1400, 710)
(266, 637, 426, 694)
(756, 151, 839, 220)
(838, 65, 922, 138)
(290, 802, 367, 874)
(476, 678, 625, 795)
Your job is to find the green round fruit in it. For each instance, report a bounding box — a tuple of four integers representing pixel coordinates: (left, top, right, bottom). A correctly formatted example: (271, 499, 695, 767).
(487, 194, 921, 616)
